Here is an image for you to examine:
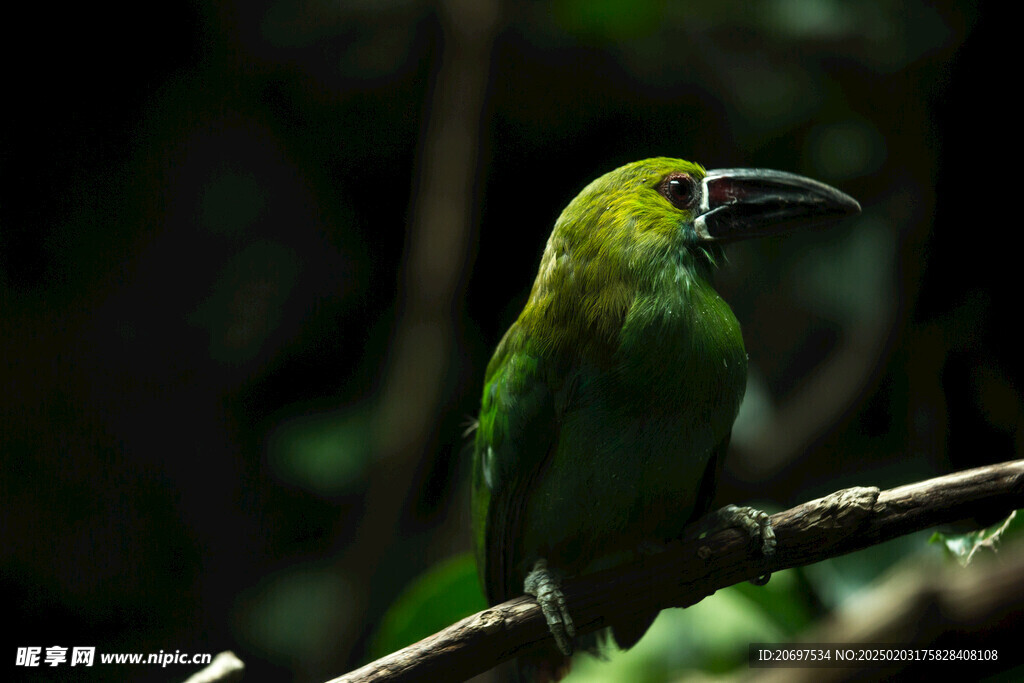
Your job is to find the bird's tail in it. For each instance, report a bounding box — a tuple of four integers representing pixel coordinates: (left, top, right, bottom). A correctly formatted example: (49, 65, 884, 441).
(514, 652, 572, 683)
(513, 630, 616, 682)
(610, 610, 658, 651)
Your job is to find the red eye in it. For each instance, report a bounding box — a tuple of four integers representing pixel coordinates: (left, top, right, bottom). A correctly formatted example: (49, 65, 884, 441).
(659, 173, 698, 210)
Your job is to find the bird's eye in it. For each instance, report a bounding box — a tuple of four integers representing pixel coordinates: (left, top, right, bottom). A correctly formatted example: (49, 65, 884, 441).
(659, 174, 698, 210)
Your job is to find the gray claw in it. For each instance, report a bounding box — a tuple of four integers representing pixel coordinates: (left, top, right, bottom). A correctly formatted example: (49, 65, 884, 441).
(701, 504, 776, 585)
(524, 558, 575, 655)
(705, 504, 776, 556)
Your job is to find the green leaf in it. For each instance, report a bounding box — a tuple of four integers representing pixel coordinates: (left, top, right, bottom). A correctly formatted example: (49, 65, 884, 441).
(370, 553, 488, 659)
(930, 511, 1019, 567)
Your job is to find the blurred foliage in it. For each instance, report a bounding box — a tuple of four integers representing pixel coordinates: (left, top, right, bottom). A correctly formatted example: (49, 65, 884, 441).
(931, 511, 1021, 567)
(562, 528, 1023, 681)
(369, 552, 487, 660)
(240, 564, 352, 666)
(576, 583, 796, 681)
(801, 532, 936, 611)
(267, 406, 373, 497)
(792, 218, 894, 324)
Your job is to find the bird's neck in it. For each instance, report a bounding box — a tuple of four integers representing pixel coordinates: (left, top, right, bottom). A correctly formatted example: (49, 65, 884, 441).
(513, 242, 737, 368)
(619, 249, 744, 368)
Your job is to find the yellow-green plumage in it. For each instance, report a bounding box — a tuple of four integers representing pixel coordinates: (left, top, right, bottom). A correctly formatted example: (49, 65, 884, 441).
(471, 157, 859, 679)
(473, 158, 744, 663)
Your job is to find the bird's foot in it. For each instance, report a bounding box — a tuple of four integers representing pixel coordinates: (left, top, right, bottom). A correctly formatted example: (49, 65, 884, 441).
(524, 558, 576, 655)
(699, 504, 776, 585)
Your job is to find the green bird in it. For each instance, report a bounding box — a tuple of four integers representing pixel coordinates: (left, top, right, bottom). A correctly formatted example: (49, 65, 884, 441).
(471, 157, 859, 680)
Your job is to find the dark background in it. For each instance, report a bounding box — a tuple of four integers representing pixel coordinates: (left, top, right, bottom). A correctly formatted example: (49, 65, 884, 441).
(3, 0, 1018, 681)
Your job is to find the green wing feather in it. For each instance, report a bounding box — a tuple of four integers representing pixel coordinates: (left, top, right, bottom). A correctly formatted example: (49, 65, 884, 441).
(472, 333, 558, 604)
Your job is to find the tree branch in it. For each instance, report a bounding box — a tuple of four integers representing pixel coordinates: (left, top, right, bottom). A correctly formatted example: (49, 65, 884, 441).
(327, 460, 1024, 683)
(182, 651, 245, 683)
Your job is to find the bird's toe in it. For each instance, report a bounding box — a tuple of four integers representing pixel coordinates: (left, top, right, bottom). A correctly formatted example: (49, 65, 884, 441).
(524, 558, 576, 655)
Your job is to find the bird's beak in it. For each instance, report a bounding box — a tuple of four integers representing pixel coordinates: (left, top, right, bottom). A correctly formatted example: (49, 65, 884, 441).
(694, 168, 861, 242)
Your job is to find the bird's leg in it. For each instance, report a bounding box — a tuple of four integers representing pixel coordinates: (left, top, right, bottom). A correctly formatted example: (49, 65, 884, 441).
(524, 558, 576, 655)
(698, 504, 776, 585)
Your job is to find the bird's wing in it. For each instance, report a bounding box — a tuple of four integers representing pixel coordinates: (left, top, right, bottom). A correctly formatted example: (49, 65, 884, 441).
(472, 342, 560, 604)
(693, 432, 731, 520)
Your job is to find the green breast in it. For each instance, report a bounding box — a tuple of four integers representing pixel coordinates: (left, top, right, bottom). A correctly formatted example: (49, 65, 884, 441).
(517, 273, 747, 576)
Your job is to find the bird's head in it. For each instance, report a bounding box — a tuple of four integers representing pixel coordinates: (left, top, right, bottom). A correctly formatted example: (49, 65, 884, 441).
(519, 157, 860, 353)
(550, 157, 861, 280)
